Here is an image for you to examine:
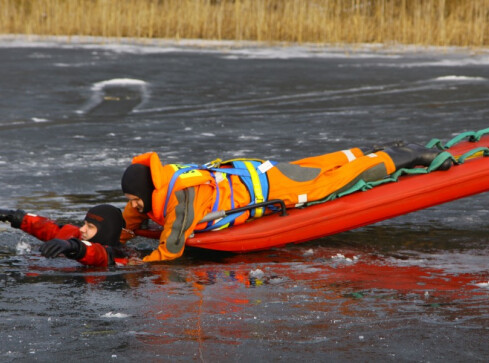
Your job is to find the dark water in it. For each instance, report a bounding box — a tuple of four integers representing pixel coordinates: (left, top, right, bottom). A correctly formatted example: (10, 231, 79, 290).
(1, 36, 489, 361)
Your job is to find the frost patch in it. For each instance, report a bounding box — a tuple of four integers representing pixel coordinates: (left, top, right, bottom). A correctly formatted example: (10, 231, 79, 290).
(238, 135, 261, 140)
(302, 249, 314, 257)
(101, 312, 129, 319)
(434, 75, 486, 82)
(331, 253, 359, 263)
(31, 117, 49, 123)
(249, 269, 264, 279)
(475, 281, 489, 288)
(16, 241, 31, 255)
(92, 78, 147, 91)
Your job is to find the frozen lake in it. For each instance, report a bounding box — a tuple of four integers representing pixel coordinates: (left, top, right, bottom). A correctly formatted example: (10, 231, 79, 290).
(0, 36, 489, 361)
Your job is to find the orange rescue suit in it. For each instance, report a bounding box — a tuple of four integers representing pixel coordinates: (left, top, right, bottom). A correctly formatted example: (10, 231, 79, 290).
(121, 149, 396, 262)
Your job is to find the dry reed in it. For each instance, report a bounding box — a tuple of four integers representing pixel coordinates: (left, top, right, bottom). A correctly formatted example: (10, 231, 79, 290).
(0, 0, 488, 46)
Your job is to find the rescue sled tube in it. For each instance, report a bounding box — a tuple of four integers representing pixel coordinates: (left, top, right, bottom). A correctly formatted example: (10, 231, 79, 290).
(135, 135, 489, 252)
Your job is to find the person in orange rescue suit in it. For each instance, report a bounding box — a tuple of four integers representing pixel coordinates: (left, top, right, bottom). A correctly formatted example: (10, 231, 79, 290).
(0, 204, 130, 267)
(120, 142, 453, 262)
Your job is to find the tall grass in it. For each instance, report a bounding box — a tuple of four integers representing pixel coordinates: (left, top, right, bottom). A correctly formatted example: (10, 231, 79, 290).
(0, 0, 488, 46)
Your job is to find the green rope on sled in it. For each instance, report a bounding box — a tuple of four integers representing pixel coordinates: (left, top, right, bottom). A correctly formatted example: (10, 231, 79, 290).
(426, 127, 489, 150)
(304, 128, 489, 207)
(457, 147, 489, 163)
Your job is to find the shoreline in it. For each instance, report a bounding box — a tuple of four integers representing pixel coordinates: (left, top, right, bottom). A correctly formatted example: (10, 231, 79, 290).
(1, 34, 487, 55)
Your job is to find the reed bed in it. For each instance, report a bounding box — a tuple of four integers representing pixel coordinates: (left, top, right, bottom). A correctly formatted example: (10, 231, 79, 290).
(1, 0, 488, 46)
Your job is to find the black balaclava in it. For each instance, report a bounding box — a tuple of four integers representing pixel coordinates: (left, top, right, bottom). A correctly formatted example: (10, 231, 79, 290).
(84, 204, 125, 246)
(121, 163, 155, 213)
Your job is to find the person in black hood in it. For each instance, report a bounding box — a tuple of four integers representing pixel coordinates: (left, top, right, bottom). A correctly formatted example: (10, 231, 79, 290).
(119, 142, 453, 263)
(0, 204, 130, 267)
(83, 204, 126, 246)
(121, 163, 155, 214)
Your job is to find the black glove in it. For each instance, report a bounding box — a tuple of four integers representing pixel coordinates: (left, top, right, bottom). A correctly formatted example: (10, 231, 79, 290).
(0, 209, 15, 223)
(40, 238, 86, 260)
(0, 209, 26, 228)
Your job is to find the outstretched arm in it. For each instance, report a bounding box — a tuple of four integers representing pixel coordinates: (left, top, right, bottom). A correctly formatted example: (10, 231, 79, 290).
(1, 209, 128, 267)
(0, 209, 80, 241)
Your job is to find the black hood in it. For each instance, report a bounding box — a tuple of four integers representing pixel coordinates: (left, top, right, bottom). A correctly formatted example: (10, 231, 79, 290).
(121, 163, 155, 213)
(84, 204, 125, 246)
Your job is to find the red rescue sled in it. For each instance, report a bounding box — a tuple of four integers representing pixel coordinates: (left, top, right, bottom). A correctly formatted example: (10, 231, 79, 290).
(136, 134, 489, 252)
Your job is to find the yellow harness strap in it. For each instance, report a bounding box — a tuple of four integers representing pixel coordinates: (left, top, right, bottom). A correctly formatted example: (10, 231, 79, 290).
(244, 161, 265, 217)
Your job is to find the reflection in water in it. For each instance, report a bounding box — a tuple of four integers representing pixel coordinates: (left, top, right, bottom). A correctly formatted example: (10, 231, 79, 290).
(136, 253, 488, 360)
(1, 245, 488, 357)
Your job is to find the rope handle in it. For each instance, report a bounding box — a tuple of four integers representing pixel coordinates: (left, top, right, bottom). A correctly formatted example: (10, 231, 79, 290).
(426, 127, 489, 150)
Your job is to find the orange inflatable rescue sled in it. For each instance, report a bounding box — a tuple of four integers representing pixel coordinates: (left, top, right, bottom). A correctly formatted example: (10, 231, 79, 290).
(136, 129, 489, 253)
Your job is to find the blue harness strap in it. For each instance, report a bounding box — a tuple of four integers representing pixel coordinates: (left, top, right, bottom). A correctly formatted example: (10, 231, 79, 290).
(230, 160, 270, 217)
(163, 159, 277, 230)
(199, 211, 246, 232)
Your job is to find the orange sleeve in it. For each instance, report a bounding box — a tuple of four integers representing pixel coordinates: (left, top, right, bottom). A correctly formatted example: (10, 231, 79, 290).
(142, 185, 213, 262)
(120, 201, 148, 244)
